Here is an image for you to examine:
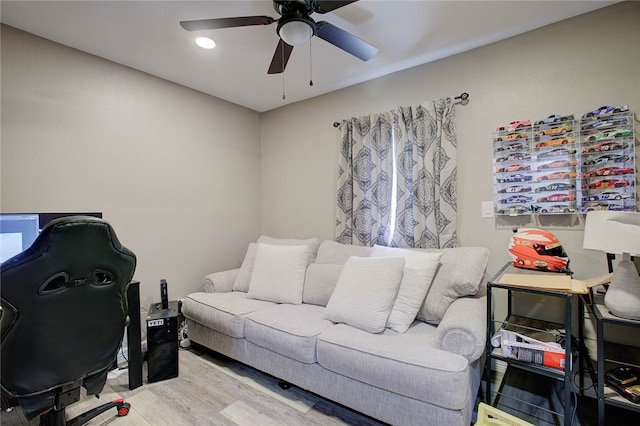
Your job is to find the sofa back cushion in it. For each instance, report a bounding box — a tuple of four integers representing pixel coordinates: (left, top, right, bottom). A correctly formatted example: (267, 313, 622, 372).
(302, 263, 344, 306)
(303, 240, 372, 307)
(417, 247, 489, 325)
(232, 242, 258, 292)
(315, 240, 373, 264)
(257, 235, 320, 263)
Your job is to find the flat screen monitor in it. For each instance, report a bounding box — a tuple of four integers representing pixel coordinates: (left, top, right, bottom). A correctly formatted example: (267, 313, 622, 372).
(0, 212, 102, 263)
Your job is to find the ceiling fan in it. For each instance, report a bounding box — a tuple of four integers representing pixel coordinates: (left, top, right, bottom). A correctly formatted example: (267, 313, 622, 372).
(179, 0, 378, 74)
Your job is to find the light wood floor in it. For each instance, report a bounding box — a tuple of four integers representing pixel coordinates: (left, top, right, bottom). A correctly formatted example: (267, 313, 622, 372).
(1, 345, 385, 425)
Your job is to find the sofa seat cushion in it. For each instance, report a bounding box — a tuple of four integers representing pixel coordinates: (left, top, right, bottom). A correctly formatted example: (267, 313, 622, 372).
(245, 304, 333, 364)
(316, 323, 470, 410)
(182, 291, 276, 338)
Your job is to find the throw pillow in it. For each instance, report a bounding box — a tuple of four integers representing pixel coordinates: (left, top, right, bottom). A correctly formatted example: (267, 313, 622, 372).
(371, 245, 442, 333)
(417, 247, 490, 324)
(323, 256, 405, 333)
(232, 236, 320, 292)
(247, 243, 310, 304)
(232, 242, 258, 292)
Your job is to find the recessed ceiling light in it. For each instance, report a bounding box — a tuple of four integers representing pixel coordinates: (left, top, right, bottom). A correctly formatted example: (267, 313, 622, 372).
(195, 37, 215, 49)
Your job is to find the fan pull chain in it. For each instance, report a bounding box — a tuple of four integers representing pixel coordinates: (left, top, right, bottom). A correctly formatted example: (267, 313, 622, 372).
(282, 41, 286, 100)
(309, 40, 313, 87)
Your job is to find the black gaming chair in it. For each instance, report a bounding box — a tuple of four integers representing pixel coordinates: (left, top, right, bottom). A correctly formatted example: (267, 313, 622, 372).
(1, 216, 136, 425)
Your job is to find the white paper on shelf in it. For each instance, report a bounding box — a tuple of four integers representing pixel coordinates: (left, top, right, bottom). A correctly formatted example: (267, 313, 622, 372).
(497, 330, 564, 359)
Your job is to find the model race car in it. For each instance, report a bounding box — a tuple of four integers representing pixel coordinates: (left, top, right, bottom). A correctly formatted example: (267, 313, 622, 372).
(499, 195, 533, 204)
(582, 153, 629, 166)
(537, 160, 578, 170)
(582, 201, 625, 212)
(496, 120, 532, 133)
(582, 191, 633, 201)
(537, 148, 577, 159)
(582, 105, 629, 119)
(496, 205, 531, 215)
(536, 171, 577, 181)
(498, 185, 532, 194)
(534, 114, 574, 125)
(582, 166, 634, 178)
(537, 193, 576, 203)
(586, 128, 633, 141)
(584, 179, 631, 190)
(535, 136, 575, 148)
(538, 204, 576, 214)
(495, 142, 528, 152)
(497, 163, 530, 173)
(581, 117, 628, 131)
(496, 152, 531, 163)
(535, 182, 575, 193)
(497, 174, 532, 183)
(495, 132, 528, 142)
(534, 124, 573, 138)
(582, 141, 627, 153)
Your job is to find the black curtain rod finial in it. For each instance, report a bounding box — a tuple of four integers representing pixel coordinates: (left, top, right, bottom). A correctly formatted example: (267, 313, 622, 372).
(333, 121, 340, 128)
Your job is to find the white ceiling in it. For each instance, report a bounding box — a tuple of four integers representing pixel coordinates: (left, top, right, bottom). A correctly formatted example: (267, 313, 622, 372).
(1, 0, 619, 112)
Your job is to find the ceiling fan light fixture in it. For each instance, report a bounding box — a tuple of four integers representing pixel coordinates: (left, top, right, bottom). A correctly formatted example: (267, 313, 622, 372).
(278, 19, 313, 46)
(195, 37, 216, 49)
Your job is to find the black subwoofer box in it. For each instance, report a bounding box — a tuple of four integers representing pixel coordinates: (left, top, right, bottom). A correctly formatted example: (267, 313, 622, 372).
(146, 301, 179, 383)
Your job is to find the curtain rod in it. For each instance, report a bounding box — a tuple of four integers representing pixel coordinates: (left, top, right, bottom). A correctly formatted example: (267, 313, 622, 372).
(333, 92, 470, 127)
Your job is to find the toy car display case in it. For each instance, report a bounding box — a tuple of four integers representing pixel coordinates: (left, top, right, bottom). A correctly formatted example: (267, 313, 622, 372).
(493, 116, 581, 216)
(579, 110, 636, 212)
(493, 121, 534, 216)
(530, 115, 579, 214)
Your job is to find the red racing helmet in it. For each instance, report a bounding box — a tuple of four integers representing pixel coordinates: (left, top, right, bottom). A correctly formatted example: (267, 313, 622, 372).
(508, 228, 570, 273)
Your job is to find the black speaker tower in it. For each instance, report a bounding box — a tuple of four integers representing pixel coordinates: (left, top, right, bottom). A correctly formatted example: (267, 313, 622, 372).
(146, 298, 179, 383)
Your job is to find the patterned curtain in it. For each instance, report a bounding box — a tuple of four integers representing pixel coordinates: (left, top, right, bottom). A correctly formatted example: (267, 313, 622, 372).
(393, 99, 458, 248)
(335, 112, 396, 246)
(336, 98, 458, 248)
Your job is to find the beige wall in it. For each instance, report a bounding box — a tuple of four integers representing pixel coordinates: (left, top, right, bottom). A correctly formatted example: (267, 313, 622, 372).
(261, 1, 640, 293)
(1, 25, 262, 308)
(1, 2, 639, 322)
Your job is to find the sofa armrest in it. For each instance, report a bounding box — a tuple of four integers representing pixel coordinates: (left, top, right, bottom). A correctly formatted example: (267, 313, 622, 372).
(435, 295, 486, 362)
(203, 268, 240, 293)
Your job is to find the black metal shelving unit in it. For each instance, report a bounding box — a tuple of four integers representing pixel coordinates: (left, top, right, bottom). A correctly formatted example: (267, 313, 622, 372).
(586, 300, 640, 425)
(485, 262, 581, 426)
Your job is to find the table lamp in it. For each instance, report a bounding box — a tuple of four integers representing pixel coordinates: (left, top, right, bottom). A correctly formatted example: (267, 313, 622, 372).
(583, 210, 640, 320)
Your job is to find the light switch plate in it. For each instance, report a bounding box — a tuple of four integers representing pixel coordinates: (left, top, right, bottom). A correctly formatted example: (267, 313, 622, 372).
(482, 201, 494, 218)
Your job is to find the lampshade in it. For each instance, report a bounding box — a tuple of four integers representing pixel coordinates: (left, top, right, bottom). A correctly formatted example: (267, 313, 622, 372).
(278, 19, 313, 46)
(583, 211, 640, 255)
(583, 210, 640, 320)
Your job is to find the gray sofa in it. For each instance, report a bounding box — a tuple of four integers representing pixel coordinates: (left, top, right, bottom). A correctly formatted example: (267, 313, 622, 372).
(183, 237, 489, 425)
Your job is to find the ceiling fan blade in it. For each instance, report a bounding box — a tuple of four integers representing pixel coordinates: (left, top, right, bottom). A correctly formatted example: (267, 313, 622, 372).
(180, 16, 275, 31)
(267, 40, 294, 74)
(315, 21, 378, 61)
(314, 1, 359, 14)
